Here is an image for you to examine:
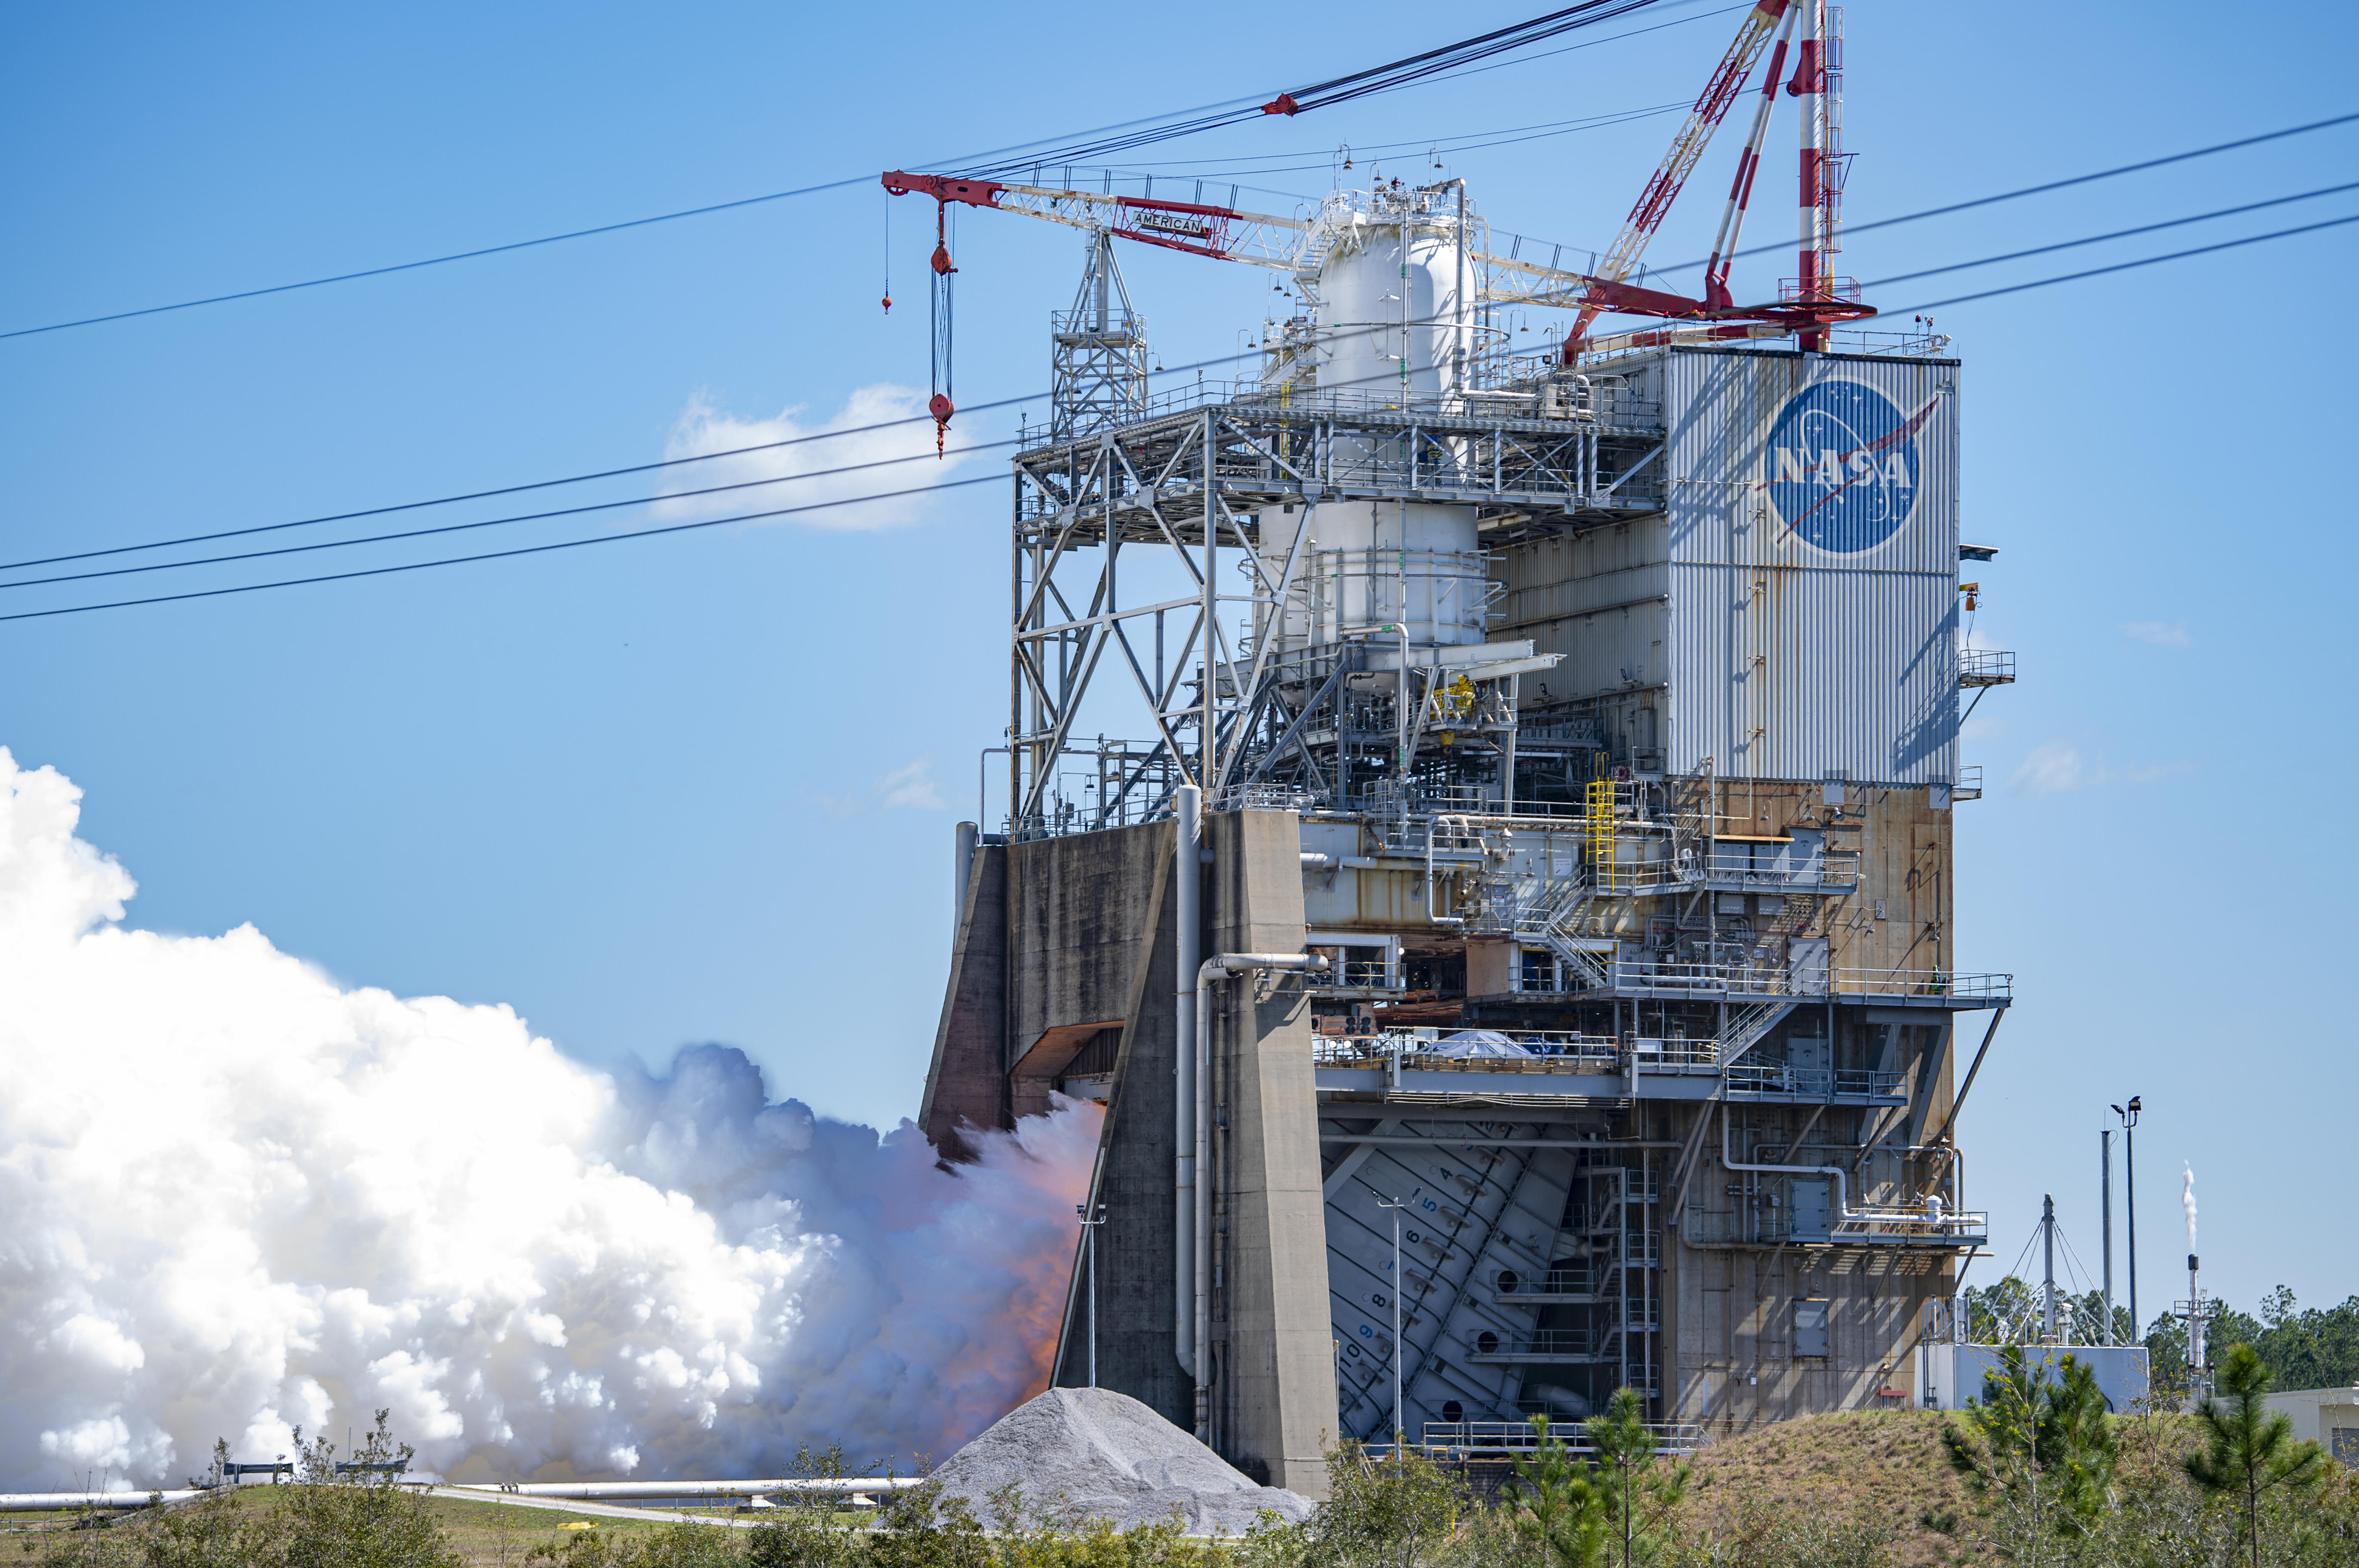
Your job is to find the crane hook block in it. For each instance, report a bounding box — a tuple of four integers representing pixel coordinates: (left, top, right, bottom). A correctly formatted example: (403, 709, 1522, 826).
(930, 242, 956, 276)
(930, 392, 955, 456)
(1261, 93, 1301, 116)
(882, 294, 892, 313)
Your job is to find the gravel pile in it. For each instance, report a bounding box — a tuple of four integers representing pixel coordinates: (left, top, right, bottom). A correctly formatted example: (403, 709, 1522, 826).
(928, 1387, 1318, 1536)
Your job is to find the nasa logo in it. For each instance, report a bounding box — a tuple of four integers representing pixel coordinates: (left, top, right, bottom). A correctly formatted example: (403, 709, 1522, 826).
(1763, 380, 1935, 554)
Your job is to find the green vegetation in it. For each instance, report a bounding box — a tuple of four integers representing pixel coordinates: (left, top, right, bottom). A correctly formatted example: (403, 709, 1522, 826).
(2182, 1345, 2329, 1568)
(14, 1357, 2358, 1568)
(1941, 1346, 2124, 1562)
(1961, 1277, 2359, 1404)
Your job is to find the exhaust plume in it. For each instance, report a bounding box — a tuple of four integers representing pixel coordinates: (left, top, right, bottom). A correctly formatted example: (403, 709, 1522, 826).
(2182, 1163, 2197, 1250)
(0, 749, 1096, 1491)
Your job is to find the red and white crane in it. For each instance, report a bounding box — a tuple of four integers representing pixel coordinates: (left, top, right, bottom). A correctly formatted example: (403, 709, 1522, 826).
(883, 0, 1874, 440)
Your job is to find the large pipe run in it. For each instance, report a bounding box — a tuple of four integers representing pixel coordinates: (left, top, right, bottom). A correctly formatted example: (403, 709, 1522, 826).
(1192, 949, 1326, 1441)
(0, 1477, 928, 1515)
(1721, 1107, 1968, 1228)
(453, 1479, 924, 1500)
(1172, 785, 1202, 1387)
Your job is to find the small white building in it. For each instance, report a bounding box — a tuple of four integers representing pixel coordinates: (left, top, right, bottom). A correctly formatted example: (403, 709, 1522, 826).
(1916, 1342, 2150, 1414)
(2261, 1388, 2359, 1467)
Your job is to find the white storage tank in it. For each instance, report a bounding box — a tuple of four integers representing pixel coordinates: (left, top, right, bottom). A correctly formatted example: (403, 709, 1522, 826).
(1255, 500, 1492, 665)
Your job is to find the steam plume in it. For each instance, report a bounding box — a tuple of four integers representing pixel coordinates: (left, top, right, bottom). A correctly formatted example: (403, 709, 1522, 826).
(2182, 1163, 2197, 1250)
(0, 749, 1094, 1491)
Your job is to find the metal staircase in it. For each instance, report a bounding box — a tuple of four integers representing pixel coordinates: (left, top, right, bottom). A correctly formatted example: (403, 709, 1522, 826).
(1718, 999, 1800, 1067)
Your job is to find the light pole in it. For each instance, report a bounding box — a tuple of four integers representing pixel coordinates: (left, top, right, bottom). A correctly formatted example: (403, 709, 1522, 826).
(1077, 1201, 1107, 1388)
(2111, 1097, 2141, 1341)
(2101, 1128, 2114, 1346)
(1377, 1195, 1408, 1460)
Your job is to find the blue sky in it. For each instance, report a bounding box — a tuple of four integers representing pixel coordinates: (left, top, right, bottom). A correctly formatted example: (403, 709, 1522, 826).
(3, 0, 2353, 1320)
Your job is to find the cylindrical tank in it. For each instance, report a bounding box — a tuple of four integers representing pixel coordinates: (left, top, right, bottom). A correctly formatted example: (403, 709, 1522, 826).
(1310, 192, 1470, 404)
(1255, 500, 1491, 673)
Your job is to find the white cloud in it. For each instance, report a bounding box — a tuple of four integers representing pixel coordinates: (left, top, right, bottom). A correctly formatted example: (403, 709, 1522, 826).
(651, 383, 989, 531)
(2013, 740, 2087, 795)
(2122, 620, 2192, 647)
(878, 758, 945, 812)
(0, 748, 1096, 1489)
(2011, 739, 2192, 795)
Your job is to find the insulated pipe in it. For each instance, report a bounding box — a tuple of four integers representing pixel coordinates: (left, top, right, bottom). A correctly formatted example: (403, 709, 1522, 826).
(0, 1492, 209, 1513)
(1721, 1101, 1861, 1221)
(1194, 950, 1327, 1441)
(953, 821, 978, 931)
(1173, 785, 1202, 1384)
(452, 1480, 925, 1501)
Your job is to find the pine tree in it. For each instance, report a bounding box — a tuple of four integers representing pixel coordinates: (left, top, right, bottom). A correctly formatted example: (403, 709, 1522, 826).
(2183, 1342, 2326, 1568)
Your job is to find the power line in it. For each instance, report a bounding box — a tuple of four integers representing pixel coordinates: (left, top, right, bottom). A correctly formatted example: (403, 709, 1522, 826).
(0, 439, 1026, 593)
(1, 5, 1687, 343)
(1857, 179, 2359, 291)
(0, 476, 1009, 625)
(1650, 108, 2359, 278)
(0, 328, 1443, 583)
(1871, 210, 2359, 319)
(954, 0, 1671, 179)
(0, 340, 1304, 574)
(0, 176, 875, 342)
(10, 203, 2355, 624)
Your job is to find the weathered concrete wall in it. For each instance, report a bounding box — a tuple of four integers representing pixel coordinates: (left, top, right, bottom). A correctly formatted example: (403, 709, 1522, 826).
(920, 845, 1008, 1156)
(1006, 822, 1167, 1085)
(1051, 824, 1191, 1428)
(1206, 810, 1336, 1495)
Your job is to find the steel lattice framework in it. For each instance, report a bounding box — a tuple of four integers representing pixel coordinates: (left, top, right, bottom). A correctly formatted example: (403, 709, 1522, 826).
(1000, 380, 1667, 838)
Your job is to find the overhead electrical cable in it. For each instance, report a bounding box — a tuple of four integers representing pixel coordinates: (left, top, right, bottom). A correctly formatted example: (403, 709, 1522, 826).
(7, 19, 2344, 348)
(0, 477, 1012, 625)
(1648, 108, 2359, 279)
(1852, 179, 2359, 290)
(0, 439, 1029, 592)
(2, 3, 1690, 343)
(6, 320, 1440, 573)
(954, 0, 1669, 178)
(1870, 211, 2359, 319)
(16, 192, 2357, 603)
(1099, 100, 1692, 173)
(10, 197, 2356, 623)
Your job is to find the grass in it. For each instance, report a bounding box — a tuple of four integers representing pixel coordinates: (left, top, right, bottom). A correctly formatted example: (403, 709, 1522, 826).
(0, 1486, 834, 1568)
(1681, 1410, 1976, 1568)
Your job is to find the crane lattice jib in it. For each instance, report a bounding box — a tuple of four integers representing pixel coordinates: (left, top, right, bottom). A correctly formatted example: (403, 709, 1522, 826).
(882, 172, 1307, 271)
(1569, 0, 1791, 339)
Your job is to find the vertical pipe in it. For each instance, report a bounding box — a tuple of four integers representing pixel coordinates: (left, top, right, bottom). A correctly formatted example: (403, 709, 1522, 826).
(1087, 1217, 1098, 1389)
(1392, 1207, 1402, 1452)
(2101, 1130, 2115, 1346)
(1396, 622, 1410, 815)
(1454, 182, 1468, 402)
(2041, 1194, 2057, 1342)
(1174, 785, 1202, 1384)
(1202, 417, 1217, 791)
(1194, 959, 1214, 1439)
(2188, 1254, 2204, 1391)
(1375, 1194, 1406, 1453)
(1502, 674, 1520, 817)
(953, 821, 978, 933)
(2125, 1119, 2138, 1341)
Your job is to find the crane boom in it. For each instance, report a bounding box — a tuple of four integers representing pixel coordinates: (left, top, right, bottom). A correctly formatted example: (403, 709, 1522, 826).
(1565, 0, 1792, 344)
(882, 173, 1307, 270)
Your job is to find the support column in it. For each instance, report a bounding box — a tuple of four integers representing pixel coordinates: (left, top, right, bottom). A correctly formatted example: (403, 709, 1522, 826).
(1205, 807, 1336, 1496)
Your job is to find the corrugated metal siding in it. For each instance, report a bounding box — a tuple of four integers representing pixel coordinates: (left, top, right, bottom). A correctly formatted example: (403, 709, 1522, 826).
(1493, 519, 1670, 701)
(1658, 348, 1961, 784)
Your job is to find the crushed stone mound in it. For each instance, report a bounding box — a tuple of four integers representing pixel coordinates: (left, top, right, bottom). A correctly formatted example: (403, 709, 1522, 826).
(929, 1387, 1318, 1536)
